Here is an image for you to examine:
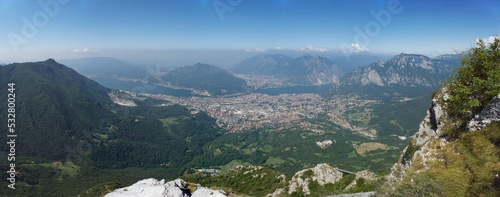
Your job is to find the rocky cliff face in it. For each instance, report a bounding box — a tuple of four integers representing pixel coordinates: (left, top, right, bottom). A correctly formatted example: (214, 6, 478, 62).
(386, 88, 450, 186)
(385, 88, 500, 193)
(341, 54, 456, 88)
(108, 90, 137, 107)
(298, 55, 342, 85)
(105, 178, 227, 197)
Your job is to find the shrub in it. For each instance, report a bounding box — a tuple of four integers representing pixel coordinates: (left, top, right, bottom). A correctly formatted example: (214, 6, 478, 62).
(447, 37, 500, 120)
(402, 141, 419, 164)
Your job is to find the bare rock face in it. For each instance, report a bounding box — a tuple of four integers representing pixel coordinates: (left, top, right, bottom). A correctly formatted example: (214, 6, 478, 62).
(301, 55, 342, 85)
(386, 88, 449, 187)
(164, 179, 188, 197)
(108, 90, 137, 107)
(288, 163, 343, 195)
(467, 95, 500, 131)
(105, 178, 226, 197)
(362, 70, 384, 86)
(414, 97, 446, 146)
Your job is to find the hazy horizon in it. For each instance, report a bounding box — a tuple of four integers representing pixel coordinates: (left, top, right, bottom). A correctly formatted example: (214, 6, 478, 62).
(1, 0, 499, 65)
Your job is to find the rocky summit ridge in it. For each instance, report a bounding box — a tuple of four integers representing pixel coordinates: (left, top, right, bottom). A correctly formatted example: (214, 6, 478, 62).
(341, 53, 457, 87)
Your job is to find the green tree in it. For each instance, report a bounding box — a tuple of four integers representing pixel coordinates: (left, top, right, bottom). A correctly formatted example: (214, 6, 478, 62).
(448, 37, 500, 120)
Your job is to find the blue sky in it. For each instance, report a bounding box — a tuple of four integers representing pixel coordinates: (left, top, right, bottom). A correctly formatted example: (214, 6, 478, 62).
(0, 0, 499, 65)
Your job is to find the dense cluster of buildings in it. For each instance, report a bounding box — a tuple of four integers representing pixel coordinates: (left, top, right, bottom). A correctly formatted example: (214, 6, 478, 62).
(138, 92, 378, 136)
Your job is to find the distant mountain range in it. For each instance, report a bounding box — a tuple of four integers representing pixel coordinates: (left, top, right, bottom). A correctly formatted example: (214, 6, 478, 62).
(233, 54, 294, 75)
(233, 54, 343, 86)
(329, 53, 390, 72)
(58, 53, 462, 96)
(341, 53, 460, 88)
(163, 63, 248, 95)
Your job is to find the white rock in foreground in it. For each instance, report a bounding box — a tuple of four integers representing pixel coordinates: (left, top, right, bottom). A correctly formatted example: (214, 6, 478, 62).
(192, 187, 226, 197)
(105, 178, 226, 197)
(288, 163, 343, 195)
(105, 178, 171, 197)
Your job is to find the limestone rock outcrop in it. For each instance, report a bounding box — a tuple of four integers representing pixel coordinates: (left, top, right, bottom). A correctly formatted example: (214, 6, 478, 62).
(105, 178, 226, 197)
(288, 163, 343, 195)
(467, 95, 500, 131)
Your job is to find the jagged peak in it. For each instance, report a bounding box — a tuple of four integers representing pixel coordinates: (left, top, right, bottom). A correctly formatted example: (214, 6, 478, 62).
(387, 53, 433, 70)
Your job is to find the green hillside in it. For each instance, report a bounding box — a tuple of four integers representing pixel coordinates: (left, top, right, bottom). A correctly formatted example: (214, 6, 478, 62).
(0, 59, 112, 160)
(0, 60, 223, 196)
(163, 63, 248, 95)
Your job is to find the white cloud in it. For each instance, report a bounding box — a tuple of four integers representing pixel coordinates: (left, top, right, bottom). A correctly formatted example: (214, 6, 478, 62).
(245, 48, 268, 52)
(299, 45, 329, 52)
(72, 48, 99, 53)
(351, 43, 369, 53)
(477, 36, 499, 45)
(275, 46, 282, 50)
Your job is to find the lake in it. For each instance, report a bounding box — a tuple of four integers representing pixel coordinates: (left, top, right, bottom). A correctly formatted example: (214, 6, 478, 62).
(93, 78, 334, 97)
(93, 78, 193, 97)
